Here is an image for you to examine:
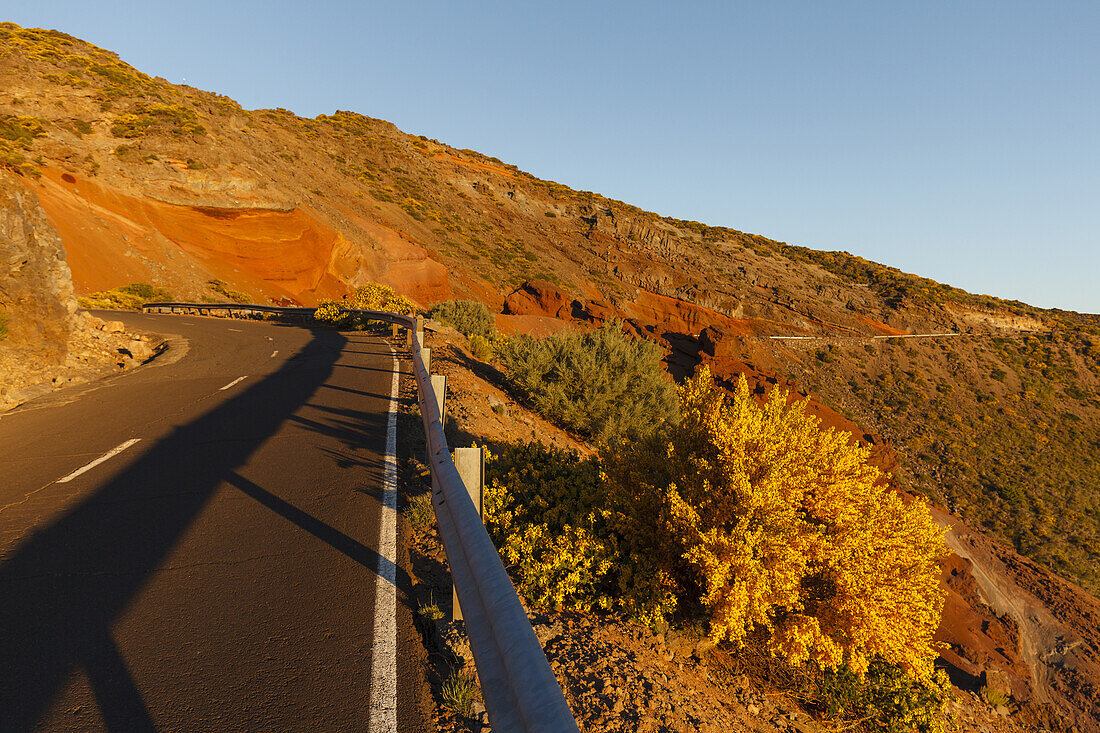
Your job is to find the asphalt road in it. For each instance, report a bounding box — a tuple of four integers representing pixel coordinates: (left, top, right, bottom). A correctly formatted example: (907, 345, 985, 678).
(0, 312, 426, 732)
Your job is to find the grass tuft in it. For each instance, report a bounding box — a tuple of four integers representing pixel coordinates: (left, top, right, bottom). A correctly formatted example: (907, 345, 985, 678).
(407, 493, 434, 530)
(440, 670, 478, 717)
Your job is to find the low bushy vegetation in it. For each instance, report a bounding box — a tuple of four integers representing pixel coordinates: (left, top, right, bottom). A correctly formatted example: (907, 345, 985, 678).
(206, 279, 250, 304)
(110, 103, 205, 138)
(428, 299, 494, 339)
(417, 598, 444, 623)
(78, 282, 173, 310)
(497, 320, 677, 442)
(484, 367, 950, 731)
(0, 114, 47, 176)
(607, 368, 948, 675)
(0, 312, 8, 341)
(484, 442, 613, 611)
(818, 661, 951, 733)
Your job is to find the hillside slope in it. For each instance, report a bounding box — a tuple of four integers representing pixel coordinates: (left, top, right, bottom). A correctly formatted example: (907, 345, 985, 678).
(3, 21, 1099, 730)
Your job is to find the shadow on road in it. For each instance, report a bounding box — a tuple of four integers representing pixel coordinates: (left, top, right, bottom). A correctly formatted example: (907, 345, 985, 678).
(0, 328, 349, 731)
(225, 471, 411, 597)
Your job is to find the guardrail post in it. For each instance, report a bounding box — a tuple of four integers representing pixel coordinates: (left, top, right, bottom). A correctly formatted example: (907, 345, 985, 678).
(422, 347, 431, 374)
(430, 374, 446, 424)
(415, 315, 424, 347)
(427, 373, 447, 471)
(451, 446, 485, 622)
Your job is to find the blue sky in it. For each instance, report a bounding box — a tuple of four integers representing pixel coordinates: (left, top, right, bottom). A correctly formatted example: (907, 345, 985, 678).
(10, 2, 1100, 312)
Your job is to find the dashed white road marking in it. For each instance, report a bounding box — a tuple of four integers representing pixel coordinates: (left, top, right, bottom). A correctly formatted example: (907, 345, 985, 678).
(57, 439, 141, 484)
(271, 350, 279, 358)
(219, 376, 247, 391)
(228, 328, 242, 332)
(368, 346, 399, 733)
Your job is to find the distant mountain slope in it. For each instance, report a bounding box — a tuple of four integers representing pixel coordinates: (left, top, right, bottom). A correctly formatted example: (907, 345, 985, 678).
(3, 22, 1100, 728)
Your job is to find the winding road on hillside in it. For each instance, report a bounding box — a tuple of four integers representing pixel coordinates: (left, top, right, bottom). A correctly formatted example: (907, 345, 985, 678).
(0, 313, 426, 732)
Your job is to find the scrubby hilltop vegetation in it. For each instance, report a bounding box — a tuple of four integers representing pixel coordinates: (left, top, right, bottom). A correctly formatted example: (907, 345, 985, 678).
(3, 21, 1100, 728)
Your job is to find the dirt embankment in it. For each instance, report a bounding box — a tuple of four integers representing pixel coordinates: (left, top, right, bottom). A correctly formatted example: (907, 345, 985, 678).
(937, 509, 1100, 732)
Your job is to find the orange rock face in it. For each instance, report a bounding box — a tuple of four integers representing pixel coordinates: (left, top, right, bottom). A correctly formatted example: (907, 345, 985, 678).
(27, 169, 450, 306)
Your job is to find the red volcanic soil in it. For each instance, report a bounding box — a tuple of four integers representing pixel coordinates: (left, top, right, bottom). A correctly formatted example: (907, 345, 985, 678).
(856, 313, 909, 336)
(495, 314, 578, 337)
(26, 169, 450, 306)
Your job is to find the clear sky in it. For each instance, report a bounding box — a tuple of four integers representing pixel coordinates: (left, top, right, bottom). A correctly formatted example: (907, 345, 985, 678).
(9, 2, 1100, 313)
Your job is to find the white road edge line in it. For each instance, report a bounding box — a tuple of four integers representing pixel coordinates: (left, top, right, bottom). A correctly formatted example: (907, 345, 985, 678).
(219, 376, 247, 391)
(57, 439, 141, 484)
(368, 346, 399, 733)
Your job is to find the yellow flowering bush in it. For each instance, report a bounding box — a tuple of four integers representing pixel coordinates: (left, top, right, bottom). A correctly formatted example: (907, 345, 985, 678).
(315, 285, 417, 329)
(604, 366, 948, 677)
(483, 442, 616, 612)
(486, 370, 952, 730)
(350, 283, 417, 314)
(313, 299, 348, 326)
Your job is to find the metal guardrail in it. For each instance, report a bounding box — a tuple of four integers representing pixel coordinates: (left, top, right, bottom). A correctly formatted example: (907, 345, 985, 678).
(142, 302, 580, 732)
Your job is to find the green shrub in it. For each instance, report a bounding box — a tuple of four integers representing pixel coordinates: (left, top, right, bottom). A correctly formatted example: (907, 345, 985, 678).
(497, 320, 677, 442)
(429, 299, 494, 339)
(0, 312, 8, 340)
(314, 285, 417, 331)
(0, 115, 47, 175)
(0, 115, 46, 145)
(484, 442, 615, 611)
(78, 282, 173, 310)
(109, 103, 204, 139)
(469, 333, 495, 361)
(71, 118, 93, 136)
(818, 662, 951, 733)
(118, 283, 172, 302)
(207, 280, 250, 304)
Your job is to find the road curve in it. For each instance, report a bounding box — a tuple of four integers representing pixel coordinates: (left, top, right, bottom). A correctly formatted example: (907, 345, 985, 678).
(0, 312, 427, 732)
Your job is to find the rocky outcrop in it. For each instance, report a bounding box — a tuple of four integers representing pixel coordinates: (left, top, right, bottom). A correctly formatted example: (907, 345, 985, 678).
(503, 280, 574, 319)
(0, 172, 152, 411)
(0, 172, 78, 407)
